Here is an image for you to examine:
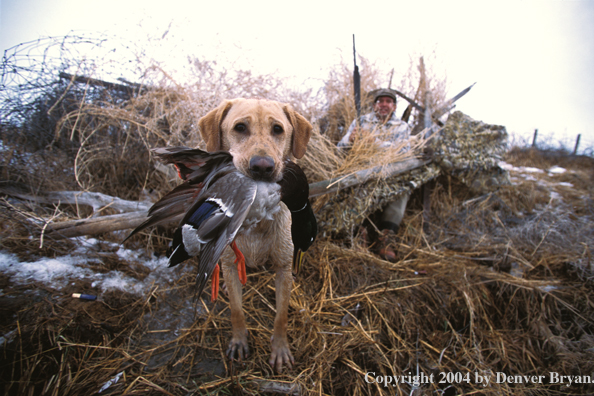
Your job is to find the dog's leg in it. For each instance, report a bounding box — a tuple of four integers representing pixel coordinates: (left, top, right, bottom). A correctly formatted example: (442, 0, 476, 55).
(221, 260, 249, 360)
(269, 263, 295, 371)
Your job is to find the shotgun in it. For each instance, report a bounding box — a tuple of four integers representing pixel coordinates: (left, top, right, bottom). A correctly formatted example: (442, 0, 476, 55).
(352, 34, 361, 123)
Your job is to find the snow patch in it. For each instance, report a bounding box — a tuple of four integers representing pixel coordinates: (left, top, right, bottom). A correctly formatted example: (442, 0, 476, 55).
(0, 253, 96, 288)
(0, 238, 173, 296)
(538, 285, 559, 293)
(548, 166, 566, 174)
(499, 161, 544, 174)
(549, 191, 562, 201)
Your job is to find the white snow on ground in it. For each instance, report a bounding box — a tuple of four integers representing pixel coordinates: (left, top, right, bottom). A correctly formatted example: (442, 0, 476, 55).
(549, 191, 563, 201)
(499, 161, 544, 183)
(499, 162, 574, 190)
(0, 253, 96, 286)
(548, 166, 566, 174)
(0, 237, 174, 295)
(0, 329, 17, 347)
(499, 162, 544, 174)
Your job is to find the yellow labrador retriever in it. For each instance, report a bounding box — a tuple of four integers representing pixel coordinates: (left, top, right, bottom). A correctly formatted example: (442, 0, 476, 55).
(198, 98, 312, 371)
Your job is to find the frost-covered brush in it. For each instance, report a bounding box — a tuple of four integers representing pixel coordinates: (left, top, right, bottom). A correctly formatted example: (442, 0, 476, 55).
(124, 147, 315, 301)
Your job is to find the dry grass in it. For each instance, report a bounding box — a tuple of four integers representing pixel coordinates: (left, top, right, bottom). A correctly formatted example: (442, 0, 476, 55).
(2, 148, 593, 395)
(2, 40, 593, 395)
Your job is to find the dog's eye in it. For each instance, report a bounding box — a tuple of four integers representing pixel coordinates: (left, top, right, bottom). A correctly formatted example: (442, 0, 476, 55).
(234, 123, 247, 133)
(272, 125, 284, 135)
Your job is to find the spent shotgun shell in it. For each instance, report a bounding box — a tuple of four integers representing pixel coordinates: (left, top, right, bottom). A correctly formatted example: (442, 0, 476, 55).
(72, 293, 97, 301)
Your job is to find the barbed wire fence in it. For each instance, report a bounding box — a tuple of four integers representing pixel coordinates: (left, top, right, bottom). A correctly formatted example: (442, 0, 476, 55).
(0, 34, 149, 150)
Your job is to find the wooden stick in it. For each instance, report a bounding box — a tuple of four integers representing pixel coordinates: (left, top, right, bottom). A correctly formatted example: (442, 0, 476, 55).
(45, 211, 155, 239)
(255, 379, 301, 395)
(1, 188, 151, 213)
(308, 158, 429, 198)
(58, 72, 145, 95)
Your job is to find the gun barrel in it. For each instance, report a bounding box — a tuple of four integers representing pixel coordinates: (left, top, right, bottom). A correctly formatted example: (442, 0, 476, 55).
(352, 34, 361, 120)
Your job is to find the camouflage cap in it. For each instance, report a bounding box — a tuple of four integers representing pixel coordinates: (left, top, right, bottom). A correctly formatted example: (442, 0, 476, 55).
(374, 89, 397, 103)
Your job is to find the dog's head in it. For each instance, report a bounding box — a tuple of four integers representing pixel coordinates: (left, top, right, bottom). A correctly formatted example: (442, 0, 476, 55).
(198, 98, 312, 182)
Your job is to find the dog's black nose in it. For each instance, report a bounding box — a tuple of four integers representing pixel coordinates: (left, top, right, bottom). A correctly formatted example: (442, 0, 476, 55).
(249, 156, 275, 180)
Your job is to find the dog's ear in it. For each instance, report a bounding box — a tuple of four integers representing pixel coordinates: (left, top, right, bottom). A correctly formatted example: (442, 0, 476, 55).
(198, 100, 233, 152)
(283, 105, 312, 159)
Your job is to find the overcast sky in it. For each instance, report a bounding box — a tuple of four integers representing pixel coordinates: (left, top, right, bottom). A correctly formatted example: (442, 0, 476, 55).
(1, 0, 593, 151)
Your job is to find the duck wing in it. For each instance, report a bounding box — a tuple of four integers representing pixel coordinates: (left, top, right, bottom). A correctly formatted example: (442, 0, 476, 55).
(151, 147, 233, 182)
(169, 171, 258, 298)
(123, 147, 234, 242)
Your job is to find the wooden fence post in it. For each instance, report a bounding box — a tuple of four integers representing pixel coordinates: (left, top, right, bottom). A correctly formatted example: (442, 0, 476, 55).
(573, 134, 581, 155)
(532, 129, 538, 147)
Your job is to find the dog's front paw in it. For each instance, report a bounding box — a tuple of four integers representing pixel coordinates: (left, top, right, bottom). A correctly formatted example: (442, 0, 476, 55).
(269, 336, 294, 372)
(226, 333, 249, 361)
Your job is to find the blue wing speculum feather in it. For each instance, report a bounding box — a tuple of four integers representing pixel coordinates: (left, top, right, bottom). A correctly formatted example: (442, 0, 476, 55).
(187, 201, 220, 228)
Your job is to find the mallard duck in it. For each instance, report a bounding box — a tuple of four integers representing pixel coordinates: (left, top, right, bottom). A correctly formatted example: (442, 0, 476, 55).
(125, 147, 316, 300)
(277, 161, 317, 274)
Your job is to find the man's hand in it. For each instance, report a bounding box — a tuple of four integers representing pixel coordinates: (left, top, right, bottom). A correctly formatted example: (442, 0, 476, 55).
(349, 127, 368, 143)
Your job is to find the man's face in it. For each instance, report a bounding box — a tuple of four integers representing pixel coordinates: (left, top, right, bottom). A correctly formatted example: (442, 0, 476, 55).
(374, 96, 396, 120)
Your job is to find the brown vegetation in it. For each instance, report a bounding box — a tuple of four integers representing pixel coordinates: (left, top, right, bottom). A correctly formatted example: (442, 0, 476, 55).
(1, 37, 593, 395)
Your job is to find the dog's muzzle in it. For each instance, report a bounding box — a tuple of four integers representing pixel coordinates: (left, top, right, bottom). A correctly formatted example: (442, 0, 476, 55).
(249, 156, 275, 180)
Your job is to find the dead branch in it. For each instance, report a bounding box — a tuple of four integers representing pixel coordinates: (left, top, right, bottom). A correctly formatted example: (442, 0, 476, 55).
(59, 72, 146, 95)
(45, 210, 155, 239)
(255, 380, 301, 395)
(1, 188, 151, 214)
(309, 157, 429, 197)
